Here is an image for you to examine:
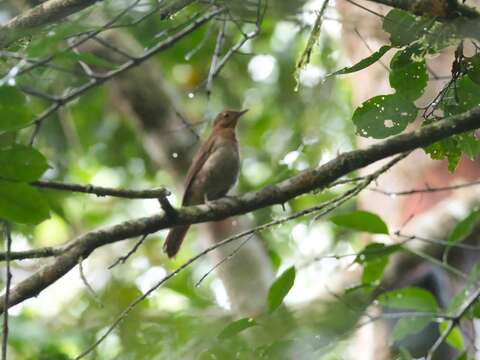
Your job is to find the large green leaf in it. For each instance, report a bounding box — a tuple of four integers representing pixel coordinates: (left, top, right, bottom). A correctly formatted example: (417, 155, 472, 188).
(267, 266, 296, 313)
(330, 210, 389, 234)
(0, 179, 50, 224)
(0, 144, 48, 181)
(353, 94, 418, 138)
(0, 86, 34, 133)
(218, 318, 258, 340)
(383, 9, 426, 47)
(378, 287, 438, 312)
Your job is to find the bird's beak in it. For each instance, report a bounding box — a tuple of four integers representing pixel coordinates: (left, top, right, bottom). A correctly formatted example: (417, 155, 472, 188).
(235, 109, 248, 119)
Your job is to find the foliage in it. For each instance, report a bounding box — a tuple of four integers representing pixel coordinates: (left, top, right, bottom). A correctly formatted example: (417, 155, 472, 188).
(0, 0, 479, 359)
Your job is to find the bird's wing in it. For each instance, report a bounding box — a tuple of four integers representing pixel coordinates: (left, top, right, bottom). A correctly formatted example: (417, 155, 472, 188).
(182, 134, 216, 205)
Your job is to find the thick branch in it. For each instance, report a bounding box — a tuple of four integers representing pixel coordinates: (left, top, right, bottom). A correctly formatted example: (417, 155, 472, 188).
(366, 0, 479, 18)
(0, 0, 99, 49)
(1, 106, 479, 313)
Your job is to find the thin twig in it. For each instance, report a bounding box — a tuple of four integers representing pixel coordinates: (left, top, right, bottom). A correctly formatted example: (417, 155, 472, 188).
(108, 235, 148, 269)
(78, 257, 103, 307)
(194, 233, 254, 287)
(371, 180, 480, 197)
(32, 180, 170, 199)
(206, 17, 226, 96)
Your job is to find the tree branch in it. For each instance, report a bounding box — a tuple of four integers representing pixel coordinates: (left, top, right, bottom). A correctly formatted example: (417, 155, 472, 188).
(32, 180, 170, 199)
(365, 0, 479, 18)
(0, 0, 99, 49)
(0, 106, 479, 313)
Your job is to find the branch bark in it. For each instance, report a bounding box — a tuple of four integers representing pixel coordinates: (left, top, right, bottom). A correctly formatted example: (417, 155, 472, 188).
(0, 106, 479, 313)
(0, 0, 99, 48)
(365, 0, 479, 18)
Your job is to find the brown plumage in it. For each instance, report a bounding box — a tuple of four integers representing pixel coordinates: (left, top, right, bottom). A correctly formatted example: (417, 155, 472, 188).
(163, 109, 248, 258)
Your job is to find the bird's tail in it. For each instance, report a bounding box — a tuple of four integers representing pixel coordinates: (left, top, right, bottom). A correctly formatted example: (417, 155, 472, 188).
(164, 225, 190, 258)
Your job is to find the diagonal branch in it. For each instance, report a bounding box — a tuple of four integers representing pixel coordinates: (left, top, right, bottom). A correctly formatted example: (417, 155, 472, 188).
(0, 106, 479, 313)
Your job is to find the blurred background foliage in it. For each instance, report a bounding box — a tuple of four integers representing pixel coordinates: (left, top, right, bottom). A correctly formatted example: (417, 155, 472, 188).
(0, 0, 479, 358)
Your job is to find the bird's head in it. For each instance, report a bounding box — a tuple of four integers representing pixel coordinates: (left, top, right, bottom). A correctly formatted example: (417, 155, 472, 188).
(213, 109, 248, 129)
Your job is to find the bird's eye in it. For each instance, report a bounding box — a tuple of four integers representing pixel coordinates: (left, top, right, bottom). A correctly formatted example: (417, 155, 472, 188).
(224, 113, 229, 118)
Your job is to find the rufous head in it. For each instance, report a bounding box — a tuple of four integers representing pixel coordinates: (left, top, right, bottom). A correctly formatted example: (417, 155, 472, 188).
(213, 109, 248, 129)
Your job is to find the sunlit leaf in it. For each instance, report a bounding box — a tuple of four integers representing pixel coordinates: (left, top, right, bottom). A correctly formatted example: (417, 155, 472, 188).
(0, 179, 50, 224)
(353, 94, 417, 138)
(0, 144, 48, 181)
(218, 318, 257, 340)
(439, 322, 465, 350)
(330, 211, 389, 234)
(378, 287, 438, 312)
(267, 266, 295, 313)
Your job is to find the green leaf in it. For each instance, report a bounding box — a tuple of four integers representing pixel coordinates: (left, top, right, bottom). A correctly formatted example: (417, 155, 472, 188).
(330, 210, 389, 234)
(389, 50, 428, 101)
(448, 209, 480, 244)
(378, 287, 438, 312)
(362, 256, 388, 284)
(0, 179, 50, 224)
(393, 316, 433, 341)
(218, 318, 257, 340)
(466, 54, 480, 85)
(383, 9, 425, 47)
(353, 94, 418, 138)
(447, 263, 480, 316)
(330, 46, 392, 77)
(0, 144, 48, 181)
(439, 322, 464, 350)
(355, 243, 401, 264)
(0, 86, 34, 133)
(267, 266, 296, 313)
(356, 243, 401, 284)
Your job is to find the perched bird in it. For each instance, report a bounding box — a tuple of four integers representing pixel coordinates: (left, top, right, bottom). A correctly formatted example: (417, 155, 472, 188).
(163, 109, 248, 257)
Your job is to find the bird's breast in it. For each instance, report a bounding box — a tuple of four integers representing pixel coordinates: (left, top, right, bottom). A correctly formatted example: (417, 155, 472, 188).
(191, 140, 239, 203)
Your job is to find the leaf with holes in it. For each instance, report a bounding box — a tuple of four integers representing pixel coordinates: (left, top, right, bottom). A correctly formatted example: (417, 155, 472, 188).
(0, 179, 50, 224)
(0, 86, 34, 133)
(466, 54, 480, 85)
(218, 318, 258, 340)
(331, 211, 389, 234)
(383, 9, 428, 46)
(353, 94, 418, 138)
(267, 266, 296, 313)
(389, 49, 428, 101)
(0, 144, 48, 181)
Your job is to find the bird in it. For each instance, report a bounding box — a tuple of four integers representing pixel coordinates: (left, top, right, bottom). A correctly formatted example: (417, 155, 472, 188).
(163, 109, 248, 258)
